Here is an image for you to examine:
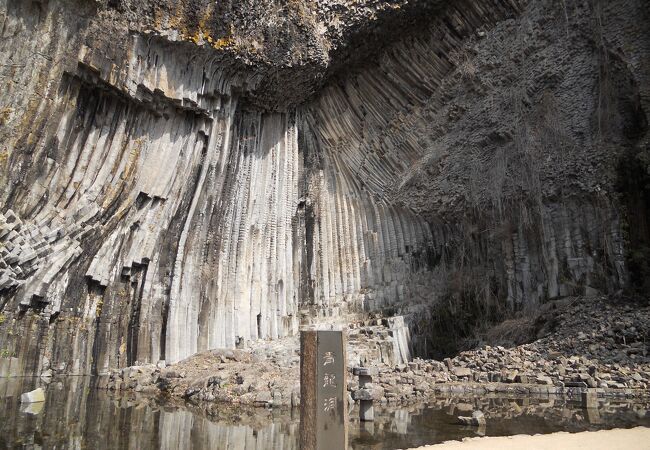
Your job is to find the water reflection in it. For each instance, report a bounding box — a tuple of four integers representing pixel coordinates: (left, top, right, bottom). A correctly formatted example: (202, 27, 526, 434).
(349, 394, 650, 449)
(1, 377, 299, 450)
(1, 377, 649, 450)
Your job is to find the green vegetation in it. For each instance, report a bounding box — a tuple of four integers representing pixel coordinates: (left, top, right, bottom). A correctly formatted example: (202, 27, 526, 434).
(0, 348, 16, 358)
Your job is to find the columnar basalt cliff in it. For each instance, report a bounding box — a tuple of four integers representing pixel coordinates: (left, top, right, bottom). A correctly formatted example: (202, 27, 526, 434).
(0, 0, 648, 376)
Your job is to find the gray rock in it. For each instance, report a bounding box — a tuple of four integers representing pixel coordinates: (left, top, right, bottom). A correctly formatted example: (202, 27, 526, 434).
(254, 391, 272, 405)
(182, 387, 200, 399)
(291, 389, 301, 407)
(452, 367, 472, 378)
(515, 374, 529, 384)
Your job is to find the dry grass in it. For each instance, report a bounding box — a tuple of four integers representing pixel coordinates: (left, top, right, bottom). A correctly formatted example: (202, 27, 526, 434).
(482, 315, 536, 347)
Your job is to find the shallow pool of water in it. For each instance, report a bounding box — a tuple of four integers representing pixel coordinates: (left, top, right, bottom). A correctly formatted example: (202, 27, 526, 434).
(1, 377, 649, 449)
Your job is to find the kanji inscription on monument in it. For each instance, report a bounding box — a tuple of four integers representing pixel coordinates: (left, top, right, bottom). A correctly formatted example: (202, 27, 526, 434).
(299, 330, 348, 450)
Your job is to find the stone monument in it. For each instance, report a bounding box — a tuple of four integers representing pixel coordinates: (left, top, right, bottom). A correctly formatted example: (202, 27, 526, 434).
(299, 330, 348, 450)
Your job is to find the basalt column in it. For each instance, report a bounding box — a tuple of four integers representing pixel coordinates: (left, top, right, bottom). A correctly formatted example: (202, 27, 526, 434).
(165, 111, 302, 363)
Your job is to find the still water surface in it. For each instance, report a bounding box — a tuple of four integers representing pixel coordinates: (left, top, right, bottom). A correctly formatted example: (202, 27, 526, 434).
(2, 377, 649, 449)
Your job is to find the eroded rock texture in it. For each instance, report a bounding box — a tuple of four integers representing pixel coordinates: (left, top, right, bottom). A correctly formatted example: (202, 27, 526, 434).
(0, 0, 648, 375)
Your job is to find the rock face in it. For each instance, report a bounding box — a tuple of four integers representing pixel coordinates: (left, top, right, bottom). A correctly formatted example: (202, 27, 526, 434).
(0, 0, 649, 376)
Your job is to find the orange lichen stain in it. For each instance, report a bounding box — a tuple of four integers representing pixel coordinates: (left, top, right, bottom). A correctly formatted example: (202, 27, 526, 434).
(121, 138, 143, 182)
(211, 23, 238, 50)
(0, 149, 8, 168)
(198, 3, 215, 30)
(168, 5, 184, 30)
(213, 36, 234, 49)
(153, 10, 163, 30)
(182, 26, 234, 50)
(0, 106, 12, 126)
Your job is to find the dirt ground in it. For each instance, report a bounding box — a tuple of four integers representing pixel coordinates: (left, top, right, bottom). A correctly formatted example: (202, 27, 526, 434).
(406, 427, 650, 450)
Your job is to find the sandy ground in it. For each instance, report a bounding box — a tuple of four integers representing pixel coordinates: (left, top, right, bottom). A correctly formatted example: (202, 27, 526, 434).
(407, 427, 650, 450)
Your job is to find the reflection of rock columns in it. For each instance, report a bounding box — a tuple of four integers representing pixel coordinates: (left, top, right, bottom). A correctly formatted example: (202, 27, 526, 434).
(392, 409, 411, 435)
(159, 408, 300, 450)
(585, 407, 603, 424)
(360, 420, 375, 435)
(582, 389, 602, 424)
(159, 410, 194, 450)
(581, 390, 598, 408)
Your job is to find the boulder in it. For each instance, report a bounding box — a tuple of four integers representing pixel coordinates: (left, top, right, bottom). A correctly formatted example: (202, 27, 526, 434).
(20, 387, 45, 403)
(452, 367, 472, 378)
(565, 381, 588, 388)
(254, 391, 272, 405)
(353, 384, 384, 401)
(182, 387, 200, 399)
(353, 367, 378, 377)
(503, 370, 519, 383)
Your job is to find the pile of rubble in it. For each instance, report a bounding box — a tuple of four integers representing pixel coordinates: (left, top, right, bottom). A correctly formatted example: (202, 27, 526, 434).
(102, 296, 650, 407)
(100, 317, 412, 407)
(99, 345, 299, 407)
(363, 297, 650, 404)
(449, 296, 649, 389)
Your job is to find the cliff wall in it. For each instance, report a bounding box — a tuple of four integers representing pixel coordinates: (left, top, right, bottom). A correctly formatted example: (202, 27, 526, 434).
(0, 0, 648, 375)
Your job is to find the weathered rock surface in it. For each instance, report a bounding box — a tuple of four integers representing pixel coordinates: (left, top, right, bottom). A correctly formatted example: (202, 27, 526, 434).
(0, 0, 649, 378)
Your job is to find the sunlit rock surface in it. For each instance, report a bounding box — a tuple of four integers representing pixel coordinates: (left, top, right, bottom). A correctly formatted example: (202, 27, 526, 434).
(0, 0, 648, 376)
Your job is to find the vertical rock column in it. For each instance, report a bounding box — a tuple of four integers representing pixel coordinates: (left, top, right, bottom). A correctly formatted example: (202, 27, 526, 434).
(165, 111, 302, 363)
